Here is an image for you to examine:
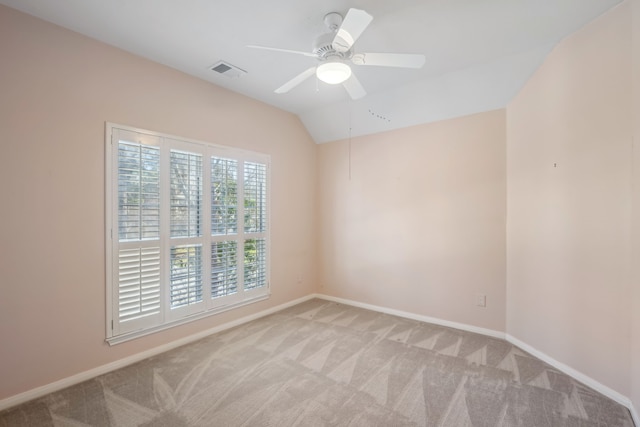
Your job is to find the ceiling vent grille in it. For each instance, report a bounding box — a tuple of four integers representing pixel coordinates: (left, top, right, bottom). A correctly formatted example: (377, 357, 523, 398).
(210, 61, 247, 78)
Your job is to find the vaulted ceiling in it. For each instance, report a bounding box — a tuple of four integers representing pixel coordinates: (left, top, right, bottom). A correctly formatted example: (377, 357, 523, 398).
(0, 0, 622, 143)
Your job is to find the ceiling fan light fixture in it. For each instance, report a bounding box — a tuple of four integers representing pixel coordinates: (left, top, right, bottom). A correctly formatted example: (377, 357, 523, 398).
(316, 62, 351, 84)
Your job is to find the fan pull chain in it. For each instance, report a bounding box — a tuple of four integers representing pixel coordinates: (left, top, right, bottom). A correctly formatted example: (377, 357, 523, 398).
(349, 128, 352, 181)
(348, 108, 352, 181)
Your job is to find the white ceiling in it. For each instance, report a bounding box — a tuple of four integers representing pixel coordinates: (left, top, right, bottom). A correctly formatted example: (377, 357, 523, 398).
(0, 0, 622, 143)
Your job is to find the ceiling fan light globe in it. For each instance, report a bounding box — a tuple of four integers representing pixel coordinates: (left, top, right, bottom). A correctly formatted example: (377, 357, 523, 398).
(316, 62, 352, 84)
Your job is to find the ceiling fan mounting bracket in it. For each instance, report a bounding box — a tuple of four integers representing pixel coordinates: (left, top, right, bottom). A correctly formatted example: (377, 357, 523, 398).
(323, 12, 343, 31)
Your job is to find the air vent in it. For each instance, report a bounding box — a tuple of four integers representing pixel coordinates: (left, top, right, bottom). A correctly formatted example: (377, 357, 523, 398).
(209, 61, 247, 78)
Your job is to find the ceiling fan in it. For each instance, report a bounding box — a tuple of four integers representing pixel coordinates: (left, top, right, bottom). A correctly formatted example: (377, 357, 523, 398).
(248, 8, 426, 100)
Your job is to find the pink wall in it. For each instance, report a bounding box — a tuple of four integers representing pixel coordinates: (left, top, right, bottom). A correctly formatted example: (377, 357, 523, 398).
(2, 0, 639, 415)
(507, 1, 633, 397)
(317, 110, 507, 332)
(0, 5, 317, 400)
(632, 0, 640, 415)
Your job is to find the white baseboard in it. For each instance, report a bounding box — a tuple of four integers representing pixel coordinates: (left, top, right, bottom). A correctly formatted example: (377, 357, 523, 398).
(630, 403, 639, 427)
(313, 293, 638, 426)
(0, 294, 316, 412)
(3, 292, 638, 427)
(312, 293, 506, 339)
(506, 334, 636, 424)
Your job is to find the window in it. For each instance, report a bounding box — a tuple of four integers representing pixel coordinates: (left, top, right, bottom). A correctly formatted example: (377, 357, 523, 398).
(106, 124, 270, 344)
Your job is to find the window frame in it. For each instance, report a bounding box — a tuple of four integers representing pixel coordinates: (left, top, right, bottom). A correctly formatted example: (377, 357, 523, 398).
(105, 123, 270, 345)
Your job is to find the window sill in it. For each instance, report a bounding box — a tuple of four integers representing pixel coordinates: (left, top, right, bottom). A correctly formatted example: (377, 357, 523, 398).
(106, 293, 270, 346)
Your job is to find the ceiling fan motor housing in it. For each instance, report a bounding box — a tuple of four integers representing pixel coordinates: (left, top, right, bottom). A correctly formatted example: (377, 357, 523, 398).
(313, 32, 350, 61)
(313, 11, 351, 61)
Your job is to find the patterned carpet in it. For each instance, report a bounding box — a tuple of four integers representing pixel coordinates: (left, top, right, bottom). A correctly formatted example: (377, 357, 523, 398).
(0, 299, 635, 426)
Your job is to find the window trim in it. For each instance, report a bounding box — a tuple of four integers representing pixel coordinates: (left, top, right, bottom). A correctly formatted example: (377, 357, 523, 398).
(105, 123, 270, 345)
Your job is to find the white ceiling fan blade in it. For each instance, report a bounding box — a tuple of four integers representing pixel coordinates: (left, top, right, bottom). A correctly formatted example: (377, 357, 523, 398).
(351, 53, 426, 68)
(275, 67, 317, 94)
(332, 8, 373, 53)
(342, 74, 367, 100)
(247, 45, 316, 58)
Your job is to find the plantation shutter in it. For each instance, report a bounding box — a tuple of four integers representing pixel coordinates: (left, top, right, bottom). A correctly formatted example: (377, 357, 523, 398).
(107, 124, 270, 343)
(211, 241, 238, 298)
(117, 142, 161, 241)
(244, 161, 267, 233)
(167, 147, 207, 318)
(169, 244, 203, 308)
(211, 157, 238, 235)
(210, 156, 240, 303)
(244, 238, 267, 290)
(243, 161, 268, 293)
(170, 150, 203, 238)
(112, 131, 163, 334)
(118, 248, 161, 322)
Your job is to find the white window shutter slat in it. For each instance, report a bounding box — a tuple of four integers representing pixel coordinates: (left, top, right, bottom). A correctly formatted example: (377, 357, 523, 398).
(117, 142, 160, 241)
(211, 241, 238, 298)
(211, 157, 238, 235)
(244, 238, 267, 291)
(170, 150, 203, 238)
(170, 244, 203, 309)
(243, 162, 267, 234)
(117, 247, 161, 326)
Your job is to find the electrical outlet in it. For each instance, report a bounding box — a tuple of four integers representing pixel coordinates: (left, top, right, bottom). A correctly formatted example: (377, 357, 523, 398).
(476, 294, 486, 307)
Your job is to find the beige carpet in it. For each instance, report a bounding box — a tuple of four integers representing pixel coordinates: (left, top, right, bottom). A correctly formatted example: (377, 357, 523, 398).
(0, 299, 635, 426)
